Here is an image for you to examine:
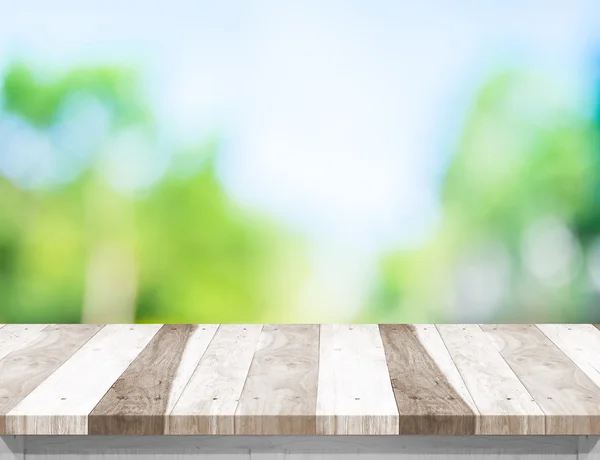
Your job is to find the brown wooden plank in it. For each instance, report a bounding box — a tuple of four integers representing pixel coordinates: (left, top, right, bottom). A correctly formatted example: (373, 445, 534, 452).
(88, 324, 218, 435)
(379, 324, 477, 434)
(0, 324, 102, 434)
(234, 324, 319, 435)
(481, 324, 600, 434)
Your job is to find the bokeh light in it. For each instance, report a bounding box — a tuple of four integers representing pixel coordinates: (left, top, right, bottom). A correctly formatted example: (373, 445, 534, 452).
(1, 1, 600, 323)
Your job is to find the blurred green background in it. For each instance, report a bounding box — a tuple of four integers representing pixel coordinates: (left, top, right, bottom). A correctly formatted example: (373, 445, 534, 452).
(2, 2, 600, 323)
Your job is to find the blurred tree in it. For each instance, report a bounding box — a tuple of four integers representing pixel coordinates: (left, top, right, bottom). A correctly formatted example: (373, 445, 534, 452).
(365, 69, 600, 323)
(0, 61, 302, 323)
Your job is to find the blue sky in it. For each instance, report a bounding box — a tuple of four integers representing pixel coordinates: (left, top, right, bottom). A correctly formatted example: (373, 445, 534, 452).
(1, 0, 600, 256)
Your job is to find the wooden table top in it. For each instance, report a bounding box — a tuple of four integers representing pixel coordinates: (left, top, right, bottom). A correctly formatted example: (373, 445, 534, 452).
(1, 324, 600, 436)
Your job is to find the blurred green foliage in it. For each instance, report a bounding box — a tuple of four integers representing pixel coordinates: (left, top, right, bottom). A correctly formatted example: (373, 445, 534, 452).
(2, 61, 600, 323)
(3, 62, 151, 128)
(363, 70, 600, 323)
(0, 62, 305, 323)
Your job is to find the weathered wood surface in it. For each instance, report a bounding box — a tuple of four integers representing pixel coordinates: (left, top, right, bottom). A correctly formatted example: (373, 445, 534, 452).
(235, 324, 320, 435)
(0, 324, 599, 435)
(482, 325, 600, 435)
(317, 324, 398, 435)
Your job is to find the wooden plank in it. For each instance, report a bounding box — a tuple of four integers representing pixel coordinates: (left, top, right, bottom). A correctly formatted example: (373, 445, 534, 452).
(437, 324, 545, 434)
(379, 324, 477, 435)
(481, 324, 600, 435)
(167, 324, 263, 435)
(88, 324, 218, 435)
(412, 325, 479, 414)
(316, 324, 398, 435)
(0, 325, 49, 362)
(0, 324, 102, 435)
(6, 324, 163, 434)
(537, 325, 600, 389)
(235, 324, 319, 435)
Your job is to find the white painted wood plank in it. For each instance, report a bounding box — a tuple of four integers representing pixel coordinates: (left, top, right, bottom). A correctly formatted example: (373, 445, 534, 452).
(413, 324, 478, 413)
(316, 324, 398, 435)
(436, 324, 545, 434)
(0, 437, 23, 460)
(0, 325, 48, 361)
(537, 325, 600, 389)
(163, 324, 219, 414)
(6, 324, 163, 434)
(579, 436, 600, 460)
(168, 324, 262, 434)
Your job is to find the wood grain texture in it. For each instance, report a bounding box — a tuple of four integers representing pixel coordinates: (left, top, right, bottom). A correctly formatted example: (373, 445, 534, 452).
(537, 325, 600, 390)
(316, 324, 398, 435)
(481, 324, 600, 435)
(1, 324, 600, 437)
(235, 324, 320, 435)
(168, 324, 263, 435)
(6, 324, 163, 434)
(380, 324, 477, 435)
(0, 325, 49, 362)
(437, 324, 545, 434)
(88, 324, 218, 435)
(0, 325, 102, 434)
(412, 325, 479, 414)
